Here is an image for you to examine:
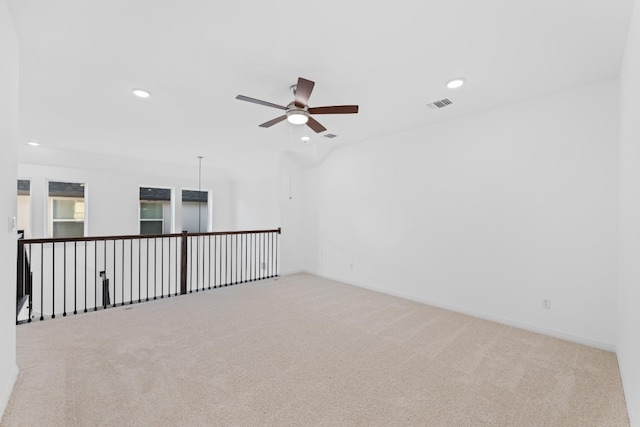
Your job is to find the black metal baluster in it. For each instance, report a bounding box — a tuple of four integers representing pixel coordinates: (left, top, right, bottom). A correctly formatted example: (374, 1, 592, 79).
(94, 241, 97, 311)
(138, 239, 141, 303)
(154, 238, 157, 300)
(84, 242, 87, 313)
(146, 238, 149, 301)
(74, 242, 77, 315)
(52, 243, 56, 318)
(216, 235, 219, 288)
(269, 232, 272, 278)
(226, 234, 229, 286)
(28, 244, 32, 322)
(103, 240, 107, 309)
(175, 237, 179, 296)
(208, 235, 211, 290)
(255, 233, 258, 281)
(231, 234, 234, 285)
(110, 239, 118, 307)
(266, 233, 270, 278)
(244, 234, 248, 283)
(256, 233, 260, 280)
(240, 234, 244, 284)
(256, 233, 259, 281)
(196, 235, 200, 292)
(40, 243, 44, 321)
(275, 230, 279, 277)
(202, 236, 206, 291)
(222, 235, 225, 286)
(268, 232, 271, 278)
(161, 237, 164, 298)
(121, 239, 125, 306)
(265, 233, 269, 279)
(211, 235, 215, 288)
(197, 235, 201, 292)
(130, 239, 134, 304)
(235, 234, 239, 285)
(63, 242, 67, 316)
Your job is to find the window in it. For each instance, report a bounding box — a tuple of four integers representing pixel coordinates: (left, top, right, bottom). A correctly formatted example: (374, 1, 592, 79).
(49, 181, 86, 238)
(140, 201, 164, 234)
(181, 189, 208, 233)
(140, 187, 172, 235)
(17, 179, 31, 238)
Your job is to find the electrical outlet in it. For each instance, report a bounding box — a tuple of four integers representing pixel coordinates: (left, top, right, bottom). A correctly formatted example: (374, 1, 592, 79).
(542, 298, 551, 310)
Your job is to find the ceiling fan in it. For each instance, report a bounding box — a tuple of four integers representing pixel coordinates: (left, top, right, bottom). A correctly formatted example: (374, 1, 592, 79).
(235, 77, 359, 133)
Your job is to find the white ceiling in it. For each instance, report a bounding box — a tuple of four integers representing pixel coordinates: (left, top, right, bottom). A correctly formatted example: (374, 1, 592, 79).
(8, 0, 634, 178)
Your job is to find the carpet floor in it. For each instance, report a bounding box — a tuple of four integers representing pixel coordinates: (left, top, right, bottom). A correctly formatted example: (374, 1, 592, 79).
(1, 273, 629, 426)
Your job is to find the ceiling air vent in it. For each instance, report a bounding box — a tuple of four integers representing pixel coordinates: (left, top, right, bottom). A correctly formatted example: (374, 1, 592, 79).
(427, 98, 453, 109)
(324, 133, 338, 139)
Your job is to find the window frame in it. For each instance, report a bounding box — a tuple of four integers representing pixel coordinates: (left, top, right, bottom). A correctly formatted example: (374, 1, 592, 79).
(46, 180, 87, 238)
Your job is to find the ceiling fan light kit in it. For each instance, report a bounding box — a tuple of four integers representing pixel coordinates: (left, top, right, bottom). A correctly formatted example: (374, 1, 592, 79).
(286, 108, 309, 124)
(236, 77, 359, 133)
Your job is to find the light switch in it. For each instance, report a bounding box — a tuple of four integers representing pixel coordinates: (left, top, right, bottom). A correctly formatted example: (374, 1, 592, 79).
(8, 216, 17, 232)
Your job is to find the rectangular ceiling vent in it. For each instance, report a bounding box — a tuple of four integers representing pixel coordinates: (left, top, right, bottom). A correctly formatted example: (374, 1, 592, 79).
(324, 133, 338, 139)
(427, 98, 453, 109)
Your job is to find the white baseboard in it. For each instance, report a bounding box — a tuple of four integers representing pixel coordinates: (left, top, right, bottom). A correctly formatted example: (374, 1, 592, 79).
(0, 365, 18, 423)
(315, 272, 616, 352)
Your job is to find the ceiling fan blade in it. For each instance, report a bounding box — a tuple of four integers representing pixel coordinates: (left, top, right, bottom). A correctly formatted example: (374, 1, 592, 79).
(259, 115, 287, 128)
(294, 77, 315, 107)
(236, 95, 287, 110)
(306, 116, 327, 133)
(308, 105, 359, 115)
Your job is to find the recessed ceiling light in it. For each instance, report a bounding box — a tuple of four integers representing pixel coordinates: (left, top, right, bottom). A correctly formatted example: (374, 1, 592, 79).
(446, 78, 465, 89)
(301, 136, 310, 142)
(27, 141, 40, 146)
(132, 89, 151, 98)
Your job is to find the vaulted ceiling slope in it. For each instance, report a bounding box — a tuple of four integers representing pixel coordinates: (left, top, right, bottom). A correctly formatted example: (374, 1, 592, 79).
(8, 0, 634, 176)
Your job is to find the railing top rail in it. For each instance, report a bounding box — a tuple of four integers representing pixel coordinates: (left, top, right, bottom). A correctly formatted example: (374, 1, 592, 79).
(19, 227, 281, 245)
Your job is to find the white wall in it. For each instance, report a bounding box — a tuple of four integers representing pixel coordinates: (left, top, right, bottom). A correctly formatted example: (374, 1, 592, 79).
(232, 177, 280, 231)
(304, 80, 619, 350)
(18, 163, 234, 238)
(16, 194, 29, 237)
(618, 0, 640, 424)
(279, 153, 308, 275)
(0, 0, 19, 420)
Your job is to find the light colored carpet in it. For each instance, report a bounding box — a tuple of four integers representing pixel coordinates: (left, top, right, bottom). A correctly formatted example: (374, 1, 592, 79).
(1, 273, 629, 426)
